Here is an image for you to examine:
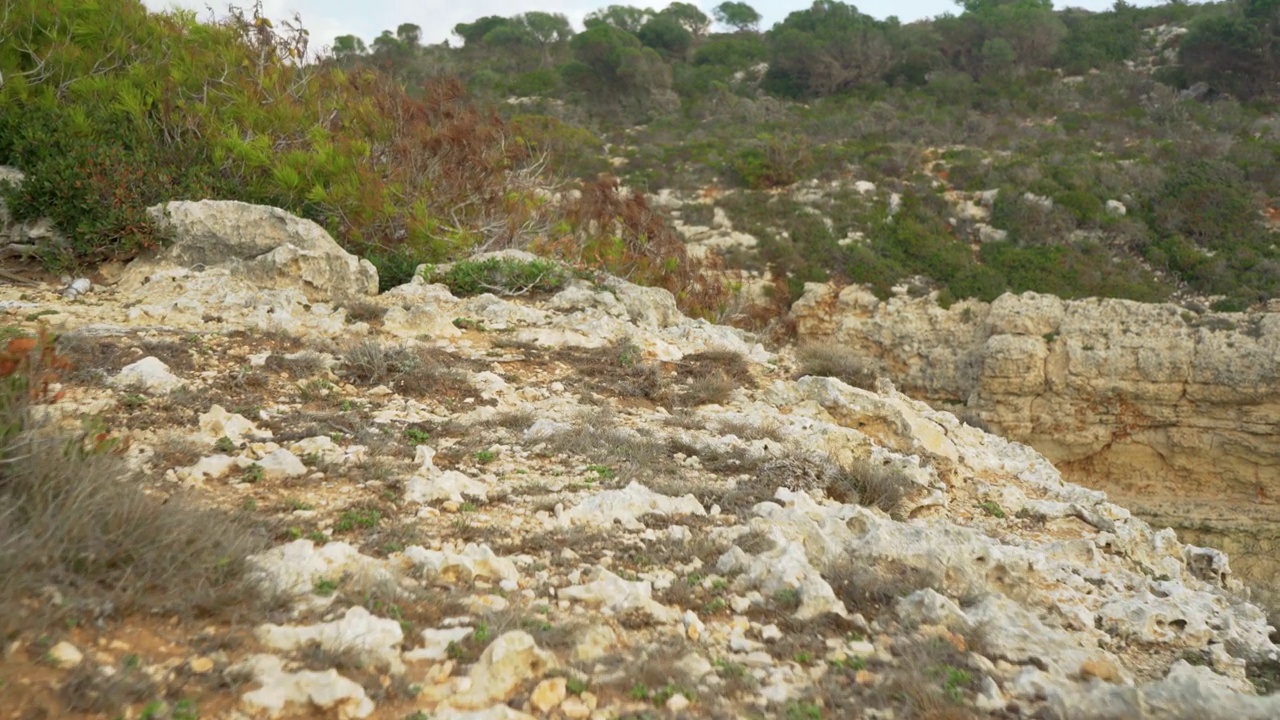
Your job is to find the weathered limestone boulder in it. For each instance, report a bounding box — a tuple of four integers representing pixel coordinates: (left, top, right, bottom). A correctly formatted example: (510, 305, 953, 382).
(121, 200, 378, 303)
(792, 283, 1280, 605)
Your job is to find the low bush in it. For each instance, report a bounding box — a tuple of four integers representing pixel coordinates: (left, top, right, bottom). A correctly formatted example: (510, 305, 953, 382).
(0, 328, 273, 638)
(426, 256, 569, 296)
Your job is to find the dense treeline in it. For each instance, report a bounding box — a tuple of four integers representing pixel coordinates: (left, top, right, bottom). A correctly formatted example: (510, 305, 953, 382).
(330, 0, 1276, 114)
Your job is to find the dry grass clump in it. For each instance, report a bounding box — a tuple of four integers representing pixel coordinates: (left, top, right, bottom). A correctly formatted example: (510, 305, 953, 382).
(0, 344, 276, 637)
(339, 340, 479, 400)
(0, 430, 275, 637)
(343, 301, 388, 324)
(263, 350, 331, 379)
(59, 658, 159, 713)
(556, 341, 667, 403)
(795, 341, 879, 390)
(716, 450, 914, 515)
(812, 634, 982, 720)
(871, 637, 983, 719)
(823, 557, 936, 622)
(669, 349, 753, 408)
(531, 409, 676, 487)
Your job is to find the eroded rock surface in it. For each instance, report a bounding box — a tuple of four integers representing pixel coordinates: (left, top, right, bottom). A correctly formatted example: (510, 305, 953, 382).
(5, 201, 1280, 720)
(792, 283, 1280, 605)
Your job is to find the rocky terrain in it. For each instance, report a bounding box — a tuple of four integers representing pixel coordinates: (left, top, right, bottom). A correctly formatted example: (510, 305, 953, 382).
(2, 198, 1280, 719)
(790, 283, 1280, 611)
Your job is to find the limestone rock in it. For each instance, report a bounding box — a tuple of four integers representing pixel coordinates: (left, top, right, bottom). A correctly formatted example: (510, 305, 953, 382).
(405, 469, 489, 504)
(47, 641, 83, 669)
(111, 357, 184, 394)
(403, 543, 518, 585)
(560, 481, 706, 530)
(247, 540, 394, 603)
(791, 285, 1280, 604)
(443, 631, 555, 711)
(230, 653, 374, 719)
(255, 606, 405, 674)
(133, 200, 378, 303)
(559, 567, 675, 622)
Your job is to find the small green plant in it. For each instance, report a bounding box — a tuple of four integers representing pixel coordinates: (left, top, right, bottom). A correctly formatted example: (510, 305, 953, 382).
(121, 393, 147, 409)
(829, 655, 866, 671)
(459, 502, 477, 513)
(452, 317, 487, 331)
(334, 508, 381, 533)
(773, 587, 801, 608)
(213, 436, 237, 454)
(241, 464, 265, 484)
(704, 597, 727, 614)
(473, 449, 497, 464)
(427, 257, 568, 297)
(307, 530, 331, 544)
(585, 464, 615, 480)
(977, 501, 1006, 519)
(403, 427, 431, 444)
(314, 578, 339, 596)
(566, 677, 588, 695)
(784, 700, 822, 719)
(793, 651, 814, 665)
(285, 498, 315, 512)
(715, 658, 748, 677)
(241, 497, 257, 512)
(472, 622, 491, 644)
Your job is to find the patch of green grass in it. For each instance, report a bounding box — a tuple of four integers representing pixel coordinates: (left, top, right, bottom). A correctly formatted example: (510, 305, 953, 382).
(334, 508, 381, 533)
(977, 501, 1005, 519)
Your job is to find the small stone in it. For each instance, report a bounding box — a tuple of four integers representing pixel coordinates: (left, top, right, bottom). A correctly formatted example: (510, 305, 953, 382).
(47, 641, 83, 669)
(855, 669, 878, 686)
(560, 696, 591, 720)
(665, 693, 691, 712)
(189, 656, 215, 674)
(530, 677, 567, 713)
(1079, 654, 1126, 684)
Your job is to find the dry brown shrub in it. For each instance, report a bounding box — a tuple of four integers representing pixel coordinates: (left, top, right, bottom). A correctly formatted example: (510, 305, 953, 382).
(795, 341, 879, 390)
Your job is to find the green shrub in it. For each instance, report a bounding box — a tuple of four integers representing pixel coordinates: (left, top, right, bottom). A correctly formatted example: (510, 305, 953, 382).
(426, 257, 569, 296)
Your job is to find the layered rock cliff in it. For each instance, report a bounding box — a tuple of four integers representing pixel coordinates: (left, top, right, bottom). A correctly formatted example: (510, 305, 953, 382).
(792, 284, 1280, 606)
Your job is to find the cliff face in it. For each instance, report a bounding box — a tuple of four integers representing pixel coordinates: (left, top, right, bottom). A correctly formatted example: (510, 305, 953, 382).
(793, 284, 1280, 604)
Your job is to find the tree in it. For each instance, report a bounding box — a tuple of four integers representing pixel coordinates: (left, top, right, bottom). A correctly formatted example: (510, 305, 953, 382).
(331, 34, 367, 61)
(763, 0, 895, 97)
(396, 23, 422, 48)
(517, 11, 574, 65)
(454, 16, 510, 46)
(1180, 0, 1279, 99)
(660, 2, 712, 36)
(638, 15, 694, 58)
(564, 23, 672, 113)
(944, 0, 1067, 73)
(713, 1, 762, 32)
(584, 5, 655, 33)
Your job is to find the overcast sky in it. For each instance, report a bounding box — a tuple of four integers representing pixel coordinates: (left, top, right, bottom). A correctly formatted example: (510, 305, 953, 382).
(141, 0, 1162, 56)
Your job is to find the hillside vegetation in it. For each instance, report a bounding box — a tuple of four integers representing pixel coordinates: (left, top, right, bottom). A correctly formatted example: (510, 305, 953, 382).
(1, 0, 1278, 313)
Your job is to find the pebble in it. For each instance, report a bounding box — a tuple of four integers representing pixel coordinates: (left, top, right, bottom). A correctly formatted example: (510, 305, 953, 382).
(47, 642, 83, 669)
(530, 677, 567, 712)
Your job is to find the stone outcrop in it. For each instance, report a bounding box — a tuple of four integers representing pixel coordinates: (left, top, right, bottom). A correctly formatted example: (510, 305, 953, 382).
(118, 199, 379, 303)
(792, 283, 1280, 605)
